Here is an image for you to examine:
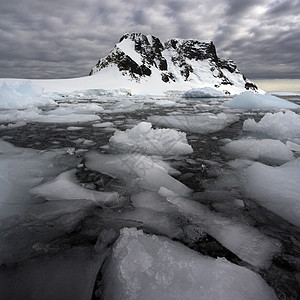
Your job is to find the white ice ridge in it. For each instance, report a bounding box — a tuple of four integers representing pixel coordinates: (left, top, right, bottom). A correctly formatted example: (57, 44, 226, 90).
(243, 110, 300, 144)
(182, 87, 226, 98)
(224, 91, 300, 110)
(102, 227, 278, 300)
(30, 169, 120, 206)
(148, 113, 239, 134)
(84, 152, 191, 196)
(244, 159, 300, 227)
(109, 121, 193, 156)
(0, 81, 56, 109)
(163, 192, 281, 268)
(222, 138, 294, 164)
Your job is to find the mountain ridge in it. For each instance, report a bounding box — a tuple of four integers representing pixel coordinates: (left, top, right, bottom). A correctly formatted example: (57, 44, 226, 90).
(89, 33, 258, 95)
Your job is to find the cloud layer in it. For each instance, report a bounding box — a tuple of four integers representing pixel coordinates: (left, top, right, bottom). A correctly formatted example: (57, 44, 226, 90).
(0, 0, 299, 79)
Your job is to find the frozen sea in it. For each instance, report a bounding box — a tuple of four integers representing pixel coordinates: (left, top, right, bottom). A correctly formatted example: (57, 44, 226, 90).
(0, 85, 300, 299)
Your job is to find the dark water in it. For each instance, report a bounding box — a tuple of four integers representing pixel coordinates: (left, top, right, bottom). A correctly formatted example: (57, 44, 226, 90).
(0, 96, 299, 299)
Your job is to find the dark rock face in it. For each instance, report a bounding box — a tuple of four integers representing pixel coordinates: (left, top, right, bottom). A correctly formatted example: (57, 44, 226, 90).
(90, 33, 258, 92)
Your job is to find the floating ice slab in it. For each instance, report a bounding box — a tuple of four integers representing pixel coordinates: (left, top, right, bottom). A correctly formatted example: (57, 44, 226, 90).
(109, 121, 193, 156)
(182, 87, 226, 98)
(0, 107, 100, 124)
(222, 138, 294, 164)
(165, 194, 281, 268)
(102, 228, 278, 300)
(30, 169, 120, 206)
(0, 81, 56, 109)
(110, 99, 143, 111)
(224, 91, 300, 110)
(84, 152, 191, 196)
(148, 113, 239, 134)
(244, 159, 300, 227)
(47, 103, 104, 115)
(0, 140, 80, 218)
(243, 110, 300, 144)
(152, 99, 186, 107)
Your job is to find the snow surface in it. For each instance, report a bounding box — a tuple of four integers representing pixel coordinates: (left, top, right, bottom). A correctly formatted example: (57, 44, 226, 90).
(182, 87, 226, 98)
(243, 110, 300, 144)
(102, 227, 278, 300)
(148, 113, 239, 134)
(244, 159, 300, 227)
(222, 138, 294, 164)
(109, 121, 193, 156)
(224, 91, 300, 110)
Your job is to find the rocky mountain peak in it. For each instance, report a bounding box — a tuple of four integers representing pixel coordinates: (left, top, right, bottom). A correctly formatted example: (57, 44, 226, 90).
(89, 33, 258, 94)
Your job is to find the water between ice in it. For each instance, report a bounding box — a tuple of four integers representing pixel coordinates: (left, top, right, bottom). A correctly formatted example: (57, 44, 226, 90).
(0, 94, 299, 299)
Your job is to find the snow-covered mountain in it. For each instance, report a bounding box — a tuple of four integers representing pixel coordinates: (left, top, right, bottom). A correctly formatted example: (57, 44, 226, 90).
(89, 33, 258, 95)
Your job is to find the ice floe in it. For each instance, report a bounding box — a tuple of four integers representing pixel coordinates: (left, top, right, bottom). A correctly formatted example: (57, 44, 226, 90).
(243, 110, 300, 144)
(224, 91, 300, 110)
(84, 152, 191, 196)
(30, 169, 120, 206)
(164, 193, 281, 268)
(0, 81, 57, 109)
(244, 159, 300, 227)
(148, 113, 239, 134)
(109, 121, 193, 156)
(0, 140, 80, 218)
(102, 227, 278, 300)
(222, 138, 294, 164)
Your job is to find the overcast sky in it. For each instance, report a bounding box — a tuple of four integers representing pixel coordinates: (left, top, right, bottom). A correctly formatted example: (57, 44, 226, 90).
(0, 0, 299, 79)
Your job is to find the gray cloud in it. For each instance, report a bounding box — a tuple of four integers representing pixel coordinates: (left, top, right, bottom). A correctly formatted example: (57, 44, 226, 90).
(0, 0, 299, 79)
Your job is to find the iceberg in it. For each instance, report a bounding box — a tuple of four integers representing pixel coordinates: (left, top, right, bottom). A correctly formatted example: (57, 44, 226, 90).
(101, 227, 278, 300)
(182, 87, 226, 98)
(223, 91, 300, 110)
(243, 110, 300, 144)
(222, 138, 294, 164)
(109, 121, 193, 156)
(0, 81, 56, 109)
(244, 159, 300, 227)
(148, 113, 239, 134)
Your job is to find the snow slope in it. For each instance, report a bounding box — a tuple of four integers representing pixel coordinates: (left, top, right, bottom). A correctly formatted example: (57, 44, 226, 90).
(0, 33, 260, 96)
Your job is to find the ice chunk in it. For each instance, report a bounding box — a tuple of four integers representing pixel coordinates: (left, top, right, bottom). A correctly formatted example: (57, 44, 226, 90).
(244, 159, 300, 227)
(102, 227, 278, 300)
(165, 194, 281, 268)
(222, 138, 294, 164)
(85, 152, 191, 196)
(0, 140, 80, 218)
(148, 113, 239, 134)
(0, 81, 56, 109)
(109, 121, 193, 156)
(0, 107, 100, 124)
(182, 87, 226, 98)
(30, 169, 120, 206)
(47, 103, 104, 115)
(224, 91, 300, 109)
(152, 99, 186, 107)
(110, 99, 143, 111)
(243, 110, 300, 144)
